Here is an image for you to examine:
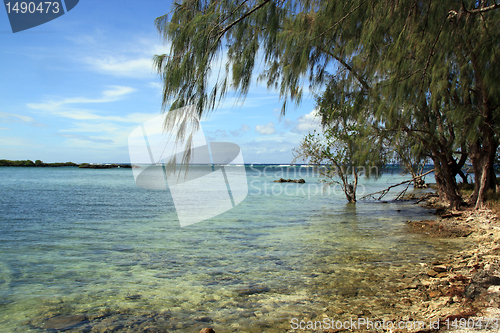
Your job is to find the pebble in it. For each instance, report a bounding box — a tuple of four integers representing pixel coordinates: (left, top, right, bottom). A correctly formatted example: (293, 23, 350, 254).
(199, 328, 215, 333)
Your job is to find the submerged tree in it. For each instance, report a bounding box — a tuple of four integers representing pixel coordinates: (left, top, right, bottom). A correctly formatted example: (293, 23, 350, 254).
(154, 0, 500, 209)
(292, 121, 384, 203)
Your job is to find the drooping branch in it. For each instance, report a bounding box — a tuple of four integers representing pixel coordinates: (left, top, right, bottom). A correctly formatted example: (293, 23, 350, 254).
(211, 0, 273, 49)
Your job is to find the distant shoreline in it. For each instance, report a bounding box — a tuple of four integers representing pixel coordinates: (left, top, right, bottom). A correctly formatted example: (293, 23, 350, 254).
(0, 159, 132, 169)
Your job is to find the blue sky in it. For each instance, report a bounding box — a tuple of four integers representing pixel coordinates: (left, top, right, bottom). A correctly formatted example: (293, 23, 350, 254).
(0, 0, 321, 164)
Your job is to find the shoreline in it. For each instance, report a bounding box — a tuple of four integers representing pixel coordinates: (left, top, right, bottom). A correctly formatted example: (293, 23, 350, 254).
(384, 201, 500, 333)
(288, 197, 500, 333)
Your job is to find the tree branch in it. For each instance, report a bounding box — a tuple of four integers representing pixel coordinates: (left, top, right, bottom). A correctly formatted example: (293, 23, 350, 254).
(359, 169, 435, 201)
(212, 0, 273, 49)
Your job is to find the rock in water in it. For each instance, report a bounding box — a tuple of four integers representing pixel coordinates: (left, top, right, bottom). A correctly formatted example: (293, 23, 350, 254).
(273, 178, 306, 183)
(236, 285, 270, 296)
(42, 314, 87, 330)
(199, 328, 215, 333)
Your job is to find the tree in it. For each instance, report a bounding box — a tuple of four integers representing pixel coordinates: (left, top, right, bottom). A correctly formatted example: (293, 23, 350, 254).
(292, 121, 384, 203)
(293, 129, 359, 203)
(155, 0, 500, 209)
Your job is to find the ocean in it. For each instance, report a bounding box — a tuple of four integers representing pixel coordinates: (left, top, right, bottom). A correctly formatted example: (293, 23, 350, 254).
(0, 166, 460, 332)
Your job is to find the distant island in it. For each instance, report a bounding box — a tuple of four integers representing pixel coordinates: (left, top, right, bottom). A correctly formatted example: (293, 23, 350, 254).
(0, 159, 132, 169)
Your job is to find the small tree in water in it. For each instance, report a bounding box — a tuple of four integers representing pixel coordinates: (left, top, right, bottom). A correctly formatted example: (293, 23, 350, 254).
(292, 112, 385, 203)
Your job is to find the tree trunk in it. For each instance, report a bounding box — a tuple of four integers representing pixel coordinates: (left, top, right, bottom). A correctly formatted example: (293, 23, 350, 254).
(474, 141, 498, 209)
(344, 169, 358, 203)
(432, 152, 462, 209)
(470, 117, 498, 209)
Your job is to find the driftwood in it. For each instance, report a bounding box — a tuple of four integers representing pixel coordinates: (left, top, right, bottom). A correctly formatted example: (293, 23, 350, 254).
(414, 192, 439, 204)
(359, 169, 434, 201)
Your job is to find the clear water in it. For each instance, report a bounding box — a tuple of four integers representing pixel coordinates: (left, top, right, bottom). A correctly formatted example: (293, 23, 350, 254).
(0, 166, 458, 332)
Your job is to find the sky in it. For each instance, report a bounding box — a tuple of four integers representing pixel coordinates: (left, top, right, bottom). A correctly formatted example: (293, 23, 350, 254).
(0, 0, 321, 164)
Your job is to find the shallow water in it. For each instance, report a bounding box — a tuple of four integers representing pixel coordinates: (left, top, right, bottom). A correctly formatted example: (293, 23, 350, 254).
(0, 166, 459, 332)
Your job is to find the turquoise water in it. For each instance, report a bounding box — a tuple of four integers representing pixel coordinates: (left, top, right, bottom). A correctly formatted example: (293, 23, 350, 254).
(0, 166, 458, 332)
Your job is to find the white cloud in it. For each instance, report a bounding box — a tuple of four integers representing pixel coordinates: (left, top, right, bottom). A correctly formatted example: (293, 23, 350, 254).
(255, 122, 276, 135)
(86, 57, 154, 78)
(291, 109, 321, 134)
(0, 127, 10, 130)
(25, 86, 154, 124)
(77, 35, 170, 79)
(149, 81, 163, 89)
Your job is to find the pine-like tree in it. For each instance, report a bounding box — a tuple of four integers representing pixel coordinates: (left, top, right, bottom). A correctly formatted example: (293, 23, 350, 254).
(155, 0, 500, 208)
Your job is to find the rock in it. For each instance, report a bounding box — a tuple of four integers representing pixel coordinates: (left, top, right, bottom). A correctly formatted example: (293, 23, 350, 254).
(236, 285, 270, 296)
(196, 316, 213, 323)
(464, 270, 500, 299)
(427, 269, 438, 277)
(273, 178, 305, 183)
(254, 311, 263, 318)
(42, 314, 87, 331)
(199, 328, 215, 333)
(433, 265, 447, 272)
(125, 294, 142, 300)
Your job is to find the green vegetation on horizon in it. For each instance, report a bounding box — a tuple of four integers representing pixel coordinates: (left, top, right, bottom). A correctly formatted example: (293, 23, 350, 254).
(0, 160, 132, 168)
(0, 159, 79, 167)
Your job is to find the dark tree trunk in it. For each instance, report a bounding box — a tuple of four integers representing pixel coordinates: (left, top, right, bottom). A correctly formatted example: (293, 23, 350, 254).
(471, 138, 498, 209)
(432, 152, 462, 210)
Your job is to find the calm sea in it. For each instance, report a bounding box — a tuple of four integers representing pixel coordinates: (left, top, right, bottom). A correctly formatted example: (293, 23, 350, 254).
(0, 166, 459, 332)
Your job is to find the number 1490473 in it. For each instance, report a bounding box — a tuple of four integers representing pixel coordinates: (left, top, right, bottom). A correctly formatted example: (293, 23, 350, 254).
(5, 2, 60, 14)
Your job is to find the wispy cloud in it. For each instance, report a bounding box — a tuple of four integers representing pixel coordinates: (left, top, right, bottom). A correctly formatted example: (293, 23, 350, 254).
(0, 136, 34, 146)
(25, 86, 156, 123)
(59, 122, 120, 133)
(255, 122, 276, 135)
(230, 124, 250, 136)
(0, 111, 48, 127)
(27, 86, 136, 110)
(205, 129, 229, 141)
(85, 57, 154, 78)
(0, 127, 10, 130)
(57, 133, 114, 144)
(78, 36, 170, 79)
